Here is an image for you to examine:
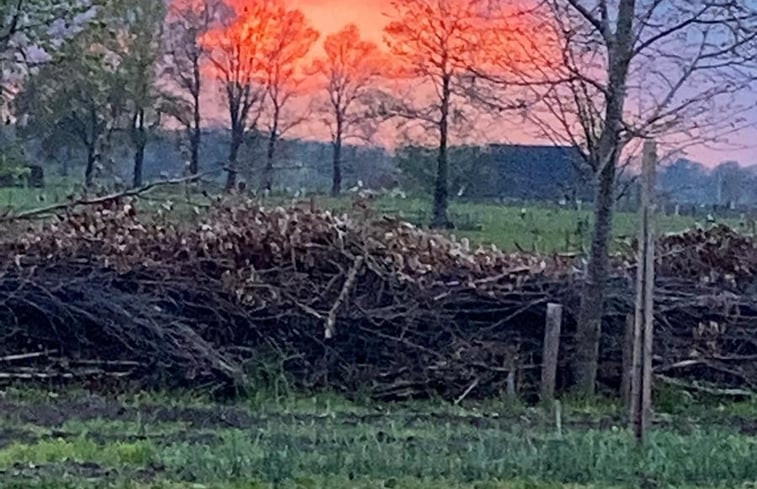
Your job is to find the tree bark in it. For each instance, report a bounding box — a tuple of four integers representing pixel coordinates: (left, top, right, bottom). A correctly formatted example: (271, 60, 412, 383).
(133, 143, 145, 189)
(189, 126, 200, 176)
(225, 126, 242, 192)
(331, 117, 343, 197)
(189, 90, 201, 175)
(263, 130, 276, 192)
(132, 109, 146, 189)
(573, 153, 617, 395)
(432, 75, 452, 229)
(262, 108, 280, 192)
(84, 146, 96, 188)
(571, 0, 636, 395)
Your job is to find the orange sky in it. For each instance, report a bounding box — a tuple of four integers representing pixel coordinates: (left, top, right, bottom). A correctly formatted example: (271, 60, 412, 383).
(195, 0, 756, 166)
(290, 0, 388, 46)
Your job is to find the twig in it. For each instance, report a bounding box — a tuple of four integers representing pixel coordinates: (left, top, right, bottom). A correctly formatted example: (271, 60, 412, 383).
(325, 255, 364, 339)
(657, 375, 756, 398)
(51, 358, 142, 368)
(454, 377, 480, 405)
(0, 370, 133, 380)
(0, 351, 54, 363)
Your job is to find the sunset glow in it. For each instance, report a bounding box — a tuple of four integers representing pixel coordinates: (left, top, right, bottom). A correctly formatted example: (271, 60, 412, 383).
(292, 0, 388, 45)
(176, 0, 757, 165)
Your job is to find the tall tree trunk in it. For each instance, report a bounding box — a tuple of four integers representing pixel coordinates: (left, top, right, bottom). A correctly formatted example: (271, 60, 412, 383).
(573, 153, 617, 395)
(190, 88, 201, 175)
(225, 126, 242, 192)
(571, 0, 636, 395)
(432, 75, 452, 229)
(189, 127, 200, 176)
(263, 110, 279, 192)
(132, 109, 146, 189)
(84, 145, 96, 188)
(331, 118, 343, 197)
(133, 144, 145, 188)
(263, 131, 276, 192)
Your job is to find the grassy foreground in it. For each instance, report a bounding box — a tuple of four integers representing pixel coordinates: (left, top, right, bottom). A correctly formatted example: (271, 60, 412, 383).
(0, 389, 755, 489)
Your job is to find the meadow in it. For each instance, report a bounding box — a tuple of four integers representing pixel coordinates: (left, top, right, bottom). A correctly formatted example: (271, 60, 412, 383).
(0, 388, 756, 489)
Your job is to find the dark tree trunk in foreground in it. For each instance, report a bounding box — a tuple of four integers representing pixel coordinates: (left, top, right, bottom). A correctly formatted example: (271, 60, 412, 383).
(432, 74, 452, 229)
(570, 0, 636, 396)
(133, 143, 145, 189)
(573, 157, 616, 395)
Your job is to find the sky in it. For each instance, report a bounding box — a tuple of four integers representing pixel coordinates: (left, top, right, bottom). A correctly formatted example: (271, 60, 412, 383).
(203, 0, 757, 167)
(290, 0, 388, 45)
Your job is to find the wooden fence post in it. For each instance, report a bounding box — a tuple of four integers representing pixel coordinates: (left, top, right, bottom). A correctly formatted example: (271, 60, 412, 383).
(540, 303, 563, 403)
(630, 140, 657, 444)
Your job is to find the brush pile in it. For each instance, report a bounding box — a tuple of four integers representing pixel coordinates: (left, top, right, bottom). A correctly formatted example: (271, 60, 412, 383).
(0, 200, 569, 399)
(0, 200, 754, 399)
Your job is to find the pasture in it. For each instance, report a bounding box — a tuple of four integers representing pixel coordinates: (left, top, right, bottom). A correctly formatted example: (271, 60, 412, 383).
(0, 389, 756, 489)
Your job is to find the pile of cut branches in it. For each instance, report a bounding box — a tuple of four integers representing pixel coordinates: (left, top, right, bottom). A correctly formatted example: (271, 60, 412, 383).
(0, 200, 754, 399)
(0, 200, 569, 399)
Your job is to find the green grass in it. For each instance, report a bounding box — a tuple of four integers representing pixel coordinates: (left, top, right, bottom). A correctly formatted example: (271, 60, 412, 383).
(358, 197, 739, 254)
(0, 390, 755, 489)
(0, 436, 157, 468)
(2, 422, 756, 488)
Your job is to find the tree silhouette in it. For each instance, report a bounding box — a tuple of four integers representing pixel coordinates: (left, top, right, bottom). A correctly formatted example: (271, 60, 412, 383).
(312, 24, 383, 196)
(258, 4, 319, 192)
(384, 0, 491, 228)
(201, 0, 271, 191)
(107, 0, 166, 188)
(163, 0, 222, 176)
(15, 24, 116, 187)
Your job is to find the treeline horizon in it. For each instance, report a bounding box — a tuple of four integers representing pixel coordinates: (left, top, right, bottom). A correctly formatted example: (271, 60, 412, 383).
(8, 124, 756, 207)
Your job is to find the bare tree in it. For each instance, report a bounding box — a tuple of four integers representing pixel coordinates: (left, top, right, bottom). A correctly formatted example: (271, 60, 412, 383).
(109, 0, 166, 188)
(258, 3, 318, 192)
(496, 0, 757, 395)
(384, 0, 496, 228)
(202, 0, 270, 191)
(163, 0, 221, 176)
(311, 24, 383, 196)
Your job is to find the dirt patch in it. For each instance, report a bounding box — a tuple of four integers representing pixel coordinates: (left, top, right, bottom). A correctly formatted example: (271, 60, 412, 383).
(0, 397, 254, 429)
(0, 428, 37, 449)
(0, 460, 166, 484)
(0, 461, 115, 480)
(0, 395, 753, 437)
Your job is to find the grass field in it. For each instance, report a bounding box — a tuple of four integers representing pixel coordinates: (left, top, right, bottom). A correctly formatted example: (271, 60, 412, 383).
(0, 182, 741, 254)
(0, 388, 755, 489)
